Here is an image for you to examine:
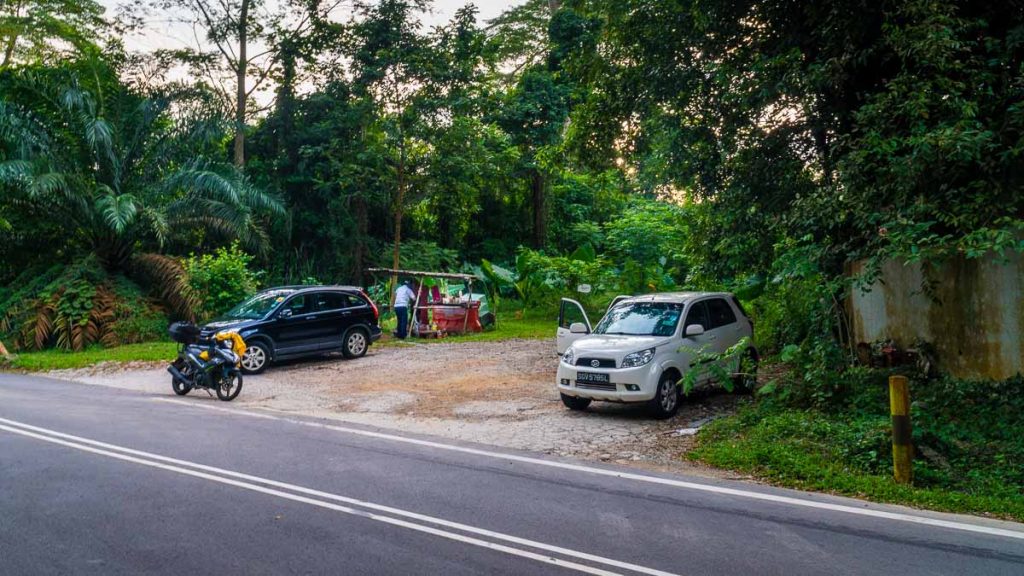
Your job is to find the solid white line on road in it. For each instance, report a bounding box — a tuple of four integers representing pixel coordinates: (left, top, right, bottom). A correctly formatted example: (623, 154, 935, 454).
(0, 417, 681, 576)
(151, 397, 1024, 541)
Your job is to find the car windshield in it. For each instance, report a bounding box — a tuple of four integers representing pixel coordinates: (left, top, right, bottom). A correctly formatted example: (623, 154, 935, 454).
(223, 290, 295, 320)
(594, 302, 683, 337)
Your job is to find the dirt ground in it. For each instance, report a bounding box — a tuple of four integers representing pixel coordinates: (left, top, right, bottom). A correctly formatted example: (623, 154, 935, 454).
(45, 339, 751, 478)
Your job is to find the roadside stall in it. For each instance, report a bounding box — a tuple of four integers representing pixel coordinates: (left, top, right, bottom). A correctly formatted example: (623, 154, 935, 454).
(366, 268, 488, 337)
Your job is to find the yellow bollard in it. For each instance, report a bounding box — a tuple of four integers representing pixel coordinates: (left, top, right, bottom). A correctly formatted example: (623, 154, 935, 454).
(889, 375, 913, 484)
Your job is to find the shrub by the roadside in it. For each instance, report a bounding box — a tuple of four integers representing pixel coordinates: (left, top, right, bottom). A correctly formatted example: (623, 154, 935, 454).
(0, 259, 174, 352)
(691, 372, 1024, 520)
(184, 243, 260, 321)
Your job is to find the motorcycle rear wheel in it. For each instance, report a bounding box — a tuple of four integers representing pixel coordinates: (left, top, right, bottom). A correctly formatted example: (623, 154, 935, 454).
(171, 361, 192, 396)
(216, 372, 243, 401)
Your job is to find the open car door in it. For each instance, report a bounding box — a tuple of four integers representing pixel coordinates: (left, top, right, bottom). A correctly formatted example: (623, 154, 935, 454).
(557, 298, 591, 355)
(606, 294, 631, 312)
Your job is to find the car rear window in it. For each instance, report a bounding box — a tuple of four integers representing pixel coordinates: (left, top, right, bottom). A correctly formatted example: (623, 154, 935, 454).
(316, 292, 366, 311)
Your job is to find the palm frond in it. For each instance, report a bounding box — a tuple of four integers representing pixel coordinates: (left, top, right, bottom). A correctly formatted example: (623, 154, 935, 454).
(164, 164, 241, 205)
(0, 160, 33, 182)
(129, 253, 198, 320)
(95, 192, 138, 234)
(27, 172, 69, 198)
(32, 302, 54, 350)
(85, 117, 119, 173)
(140, 206, 170, 248)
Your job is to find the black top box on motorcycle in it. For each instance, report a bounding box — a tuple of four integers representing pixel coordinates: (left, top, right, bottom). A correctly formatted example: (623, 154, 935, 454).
(168, 321, 201, 344)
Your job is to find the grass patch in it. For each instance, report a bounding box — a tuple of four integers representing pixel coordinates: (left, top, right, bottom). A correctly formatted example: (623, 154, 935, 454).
(377, 307, 553, 346)
(690, 404, 1024, 521)
(3, 307, 555, 369)
(2, 341, 179, 371)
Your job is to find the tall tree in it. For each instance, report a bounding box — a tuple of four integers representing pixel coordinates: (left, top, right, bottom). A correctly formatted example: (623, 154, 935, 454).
(491, 1, 595, 248)
(0, 0, 104, 68)
(151, 0, 346, 166)
(348, 0, 432, 287)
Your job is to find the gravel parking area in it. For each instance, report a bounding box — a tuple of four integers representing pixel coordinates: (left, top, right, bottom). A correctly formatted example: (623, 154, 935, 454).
(46, 339, 749, 477)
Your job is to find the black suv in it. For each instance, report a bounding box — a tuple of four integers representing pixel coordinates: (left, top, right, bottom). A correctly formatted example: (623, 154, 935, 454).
(202, 285, 382, 374)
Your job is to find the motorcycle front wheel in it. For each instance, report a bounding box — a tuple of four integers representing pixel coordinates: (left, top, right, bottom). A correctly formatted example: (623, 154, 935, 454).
(216, 372, 243, 401)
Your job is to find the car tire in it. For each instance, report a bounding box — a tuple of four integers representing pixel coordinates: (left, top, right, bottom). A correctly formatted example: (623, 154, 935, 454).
(648, 372, 681, 419)
(731, 348, 758, 394)
(342, 328, 369, 359)
(560, 393, 592, 411)
(240, 341, 271, 374)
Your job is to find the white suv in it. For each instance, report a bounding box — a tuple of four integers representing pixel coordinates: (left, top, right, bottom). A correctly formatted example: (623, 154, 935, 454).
(555, 292, 757, 418)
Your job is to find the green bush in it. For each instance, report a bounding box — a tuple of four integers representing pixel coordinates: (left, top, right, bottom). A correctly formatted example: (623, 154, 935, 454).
(604, 198, 689, 292)
(695, 370, 1024, 519)
(184, 243, 260, 321)
(106, 277, 168, 344)
(691, 404, 1024, 520)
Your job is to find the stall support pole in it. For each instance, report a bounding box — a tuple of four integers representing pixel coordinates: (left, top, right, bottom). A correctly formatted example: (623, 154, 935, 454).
(413, 282, 424, 338)
(462, 279, 472, 334)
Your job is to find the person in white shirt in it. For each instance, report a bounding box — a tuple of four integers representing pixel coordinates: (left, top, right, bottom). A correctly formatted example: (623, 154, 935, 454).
(393, 280, 416, 339)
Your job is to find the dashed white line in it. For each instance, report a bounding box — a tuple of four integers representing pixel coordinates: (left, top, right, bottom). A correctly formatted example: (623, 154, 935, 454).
(151, 397, 1024, 541)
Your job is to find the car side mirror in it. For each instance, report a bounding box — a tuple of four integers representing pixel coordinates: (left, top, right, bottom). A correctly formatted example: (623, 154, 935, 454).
(569, 322, 589, 334)
(279, 308, 293, 319)
(685, 324, 705, 337)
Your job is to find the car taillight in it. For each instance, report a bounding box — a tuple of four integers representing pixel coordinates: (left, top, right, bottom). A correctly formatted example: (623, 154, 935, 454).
(361, 290, 379, 320)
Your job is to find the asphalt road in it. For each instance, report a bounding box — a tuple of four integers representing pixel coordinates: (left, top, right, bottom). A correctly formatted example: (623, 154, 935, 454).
(1, 373, 1022, 576)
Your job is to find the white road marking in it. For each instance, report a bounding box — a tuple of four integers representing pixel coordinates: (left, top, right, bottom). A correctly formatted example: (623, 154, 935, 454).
(0, 417, 680, 576)
(152, 397, 1024, 541)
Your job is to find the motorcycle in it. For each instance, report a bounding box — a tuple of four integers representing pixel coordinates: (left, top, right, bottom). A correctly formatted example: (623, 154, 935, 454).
(167, 322, 245, 401)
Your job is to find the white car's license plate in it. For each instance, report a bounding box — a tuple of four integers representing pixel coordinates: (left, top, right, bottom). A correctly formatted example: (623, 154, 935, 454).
(576, 371, 610, 384)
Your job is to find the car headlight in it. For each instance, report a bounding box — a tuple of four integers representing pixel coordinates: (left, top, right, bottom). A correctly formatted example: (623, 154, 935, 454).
(621, 347, 656, 368)
(562, 347, 575, 365)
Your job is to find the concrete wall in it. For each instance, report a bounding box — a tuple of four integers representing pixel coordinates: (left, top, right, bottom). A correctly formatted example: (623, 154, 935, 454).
(848, 252, 1023, 380)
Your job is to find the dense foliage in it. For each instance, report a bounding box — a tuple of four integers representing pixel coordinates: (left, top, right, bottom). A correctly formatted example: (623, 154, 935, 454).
(0, 4, 1017, 359)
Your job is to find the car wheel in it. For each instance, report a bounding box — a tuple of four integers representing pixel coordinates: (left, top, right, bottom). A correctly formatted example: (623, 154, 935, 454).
(560, 393, 592, 411)
(648, 372, 681, 419)
(731, 348, 758, 394)
(240, 342, 270, 374)
(342, 328, 369, 359)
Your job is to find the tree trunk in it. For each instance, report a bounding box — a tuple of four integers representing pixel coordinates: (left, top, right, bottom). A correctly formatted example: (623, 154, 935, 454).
(353, 193, 368, 285)
(2, 35, 17, 68)
(531, 168, 546, 248)
(233, 0, 250, 167)
(2, 0, 25, 67)
(390, 138, 407, 305)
